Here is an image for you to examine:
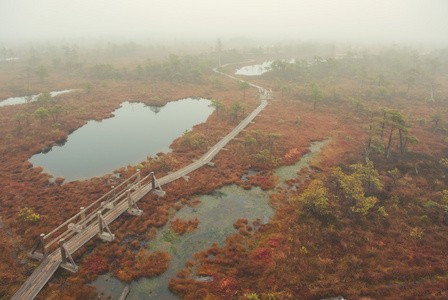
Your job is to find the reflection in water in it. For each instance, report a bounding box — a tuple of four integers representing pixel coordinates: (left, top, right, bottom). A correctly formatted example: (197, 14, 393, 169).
(29, 98, 213, 182)
(149, 106, 162, 115)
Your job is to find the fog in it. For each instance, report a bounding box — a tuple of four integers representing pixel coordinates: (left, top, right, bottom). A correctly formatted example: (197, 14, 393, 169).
(1, 0, 447, 45)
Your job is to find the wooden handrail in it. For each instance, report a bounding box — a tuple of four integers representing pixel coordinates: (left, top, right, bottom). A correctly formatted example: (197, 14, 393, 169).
(44, 172, 153, 250)
(43, 172, 140, 241)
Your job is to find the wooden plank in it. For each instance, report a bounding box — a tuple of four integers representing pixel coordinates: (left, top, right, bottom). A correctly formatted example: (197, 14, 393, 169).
(11, 251, 61, 300)
(118, 285, 130, 300)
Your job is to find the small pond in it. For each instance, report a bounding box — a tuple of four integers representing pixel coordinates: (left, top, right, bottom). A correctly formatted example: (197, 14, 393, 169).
(0, 89, 76, 107)
(234, 59, 296, 76)
(234, 58, 334, 77)
(92, 139, 331, 299)
(29, 98, 214, 182)
(234, 60, 274, 76)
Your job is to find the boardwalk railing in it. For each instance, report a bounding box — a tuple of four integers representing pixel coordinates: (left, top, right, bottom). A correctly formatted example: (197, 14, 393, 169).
(12, 171, 165, 300)
(29, 171, 162, 259)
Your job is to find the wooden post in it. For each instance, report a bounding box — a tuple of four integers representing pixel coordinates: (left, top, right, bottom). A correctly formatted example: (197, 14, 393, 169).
(28, 233, 47, 260)
(68, 208, 86, 232)
(97, 211, 115, 242)
(127, 190, 143, 216)
(29, 233, 47, 260)
(150, 172, 166, 197)
(59, 239, 67, 265)
(40, 233, 47, 258)
(136, 170, 141, 188)
(127, 190, 132, 209)
(151, 172, 155, 190)
(59, 238, 79, 272)
(80, 207, 85, 221)
(103, 187, 116, 209)
(97, 212, 103, 235)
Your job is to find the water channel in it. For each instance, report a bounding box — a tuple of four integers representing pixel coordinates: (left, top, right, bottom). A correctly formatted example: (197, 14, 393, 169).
(29, 98, 214, 182)
(0, 89, 76, 107)
(92, 138, 331, 299)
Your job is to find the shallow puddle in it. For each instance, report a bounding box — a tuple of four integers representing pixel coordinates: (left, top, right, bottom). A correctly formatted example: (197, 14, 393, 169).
(275, 138, 332, 189)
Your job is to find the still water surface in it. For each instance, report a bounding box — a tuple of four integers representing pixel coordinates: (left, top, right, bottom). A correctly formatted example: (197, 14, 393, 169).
(234, 59, 297, 76)
(29, 98, 213, 182)
(0, 90, 76, 107)
(234, 60, 274, 76)
(94, 184, 273, 299)
(92, 139, 331, 299)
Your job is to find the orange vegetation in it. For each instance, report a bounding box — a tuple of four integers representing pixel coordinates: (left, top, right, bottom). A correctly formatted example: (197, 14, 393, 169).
(170, 218, 199, 235)
(167, 50, 448, 299)
(1, 45, 448, 300)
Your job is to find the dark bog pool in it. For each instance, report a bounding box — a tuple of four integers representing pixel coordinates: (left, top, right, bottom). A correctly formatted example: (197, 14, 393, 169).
(29, 98, 213, 182)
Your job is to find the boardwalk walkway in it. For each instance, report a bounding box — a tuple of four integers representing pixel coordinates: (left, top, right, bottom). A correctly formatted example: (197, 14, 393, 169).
(12, 70, 268, 300)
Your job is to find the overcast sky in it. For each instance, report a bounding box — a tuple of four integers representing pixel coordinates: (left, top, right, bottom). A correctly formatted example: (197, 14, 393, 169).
(1, 0, 447, 45)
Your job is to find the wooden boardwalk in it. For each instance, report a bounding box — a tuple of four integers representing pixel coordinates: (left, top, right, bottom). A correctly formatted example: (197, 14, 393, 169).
(12, 84, 268, 299)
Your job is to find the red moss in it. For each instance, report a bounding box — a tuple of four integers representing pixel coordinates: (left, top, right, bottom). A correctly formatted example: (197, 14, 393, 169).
(283, 147, 310, 165)
(168, 278, 202, 299)
(239, 228, 251, 237)
(131, 250, 171, 280)
(249, 174, 277, 190)
(83, 253, 109, 274)
(268, 236, 282, 248)
(218, 277, 240, 298)
(186, 260, 195, 268)
(206, 244, 219, 256)
(2, 51, 448, 300)
(170, 217, 199, 235)
(254, 248, 272, 264)
(177, 269, 191, 279)
(130, 239, 140, 249)
(54, 177, 65, 185)
(174, 203, 183, 211)
(188, 198, 201, 208)
(233, 218, 247, 230)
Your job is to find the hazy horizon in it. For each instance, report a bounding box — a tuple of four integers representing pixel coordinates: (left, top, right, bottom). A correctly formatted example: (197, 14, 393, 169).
(1, 0, 447, 47)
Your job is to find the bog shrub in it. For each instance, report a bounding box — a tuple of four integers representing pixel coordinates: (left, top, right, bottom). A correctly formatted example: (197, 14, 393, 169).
(18, 207, 41, 224)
